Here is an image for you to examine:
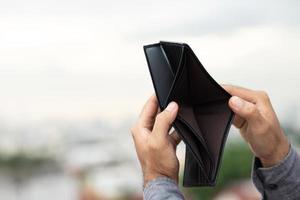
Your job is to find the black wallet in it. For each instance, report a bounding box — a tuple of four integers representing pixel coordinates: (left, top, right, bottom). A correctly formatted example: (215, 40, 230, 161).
(143, 41, 234, 187)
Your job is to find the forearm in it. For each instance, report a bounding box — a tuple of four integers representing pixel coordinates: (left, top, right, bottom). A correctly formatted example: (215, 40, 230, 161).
(143, 177, 185, 200)
(252, 146, 300, 200)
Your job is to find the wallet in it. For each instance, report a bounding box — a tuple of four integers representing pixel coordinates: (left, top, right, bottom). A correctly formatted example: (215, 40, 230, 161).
(143, 41, 234, 187)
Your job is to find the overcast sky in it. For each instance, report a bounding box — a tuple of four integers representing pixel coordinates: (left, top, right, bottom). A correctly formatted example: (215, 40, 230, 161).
(0, 0, 299, 124)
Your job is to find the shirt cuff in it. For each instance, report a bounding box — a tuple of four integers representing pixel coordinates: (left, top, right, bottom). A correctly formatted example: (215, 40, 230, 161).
(143, 177, 184, 200)
(252, 146, 300, 199)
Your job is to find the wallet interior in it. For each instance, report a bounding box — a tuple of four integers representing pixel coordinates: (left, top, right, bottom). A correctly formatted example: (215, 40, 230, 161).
(144, 41, 234, 186)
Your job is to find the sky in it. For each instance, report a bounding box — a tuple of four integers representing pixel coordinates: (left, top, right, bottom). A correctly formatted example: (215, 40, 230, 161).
(0, 0, 299, 124)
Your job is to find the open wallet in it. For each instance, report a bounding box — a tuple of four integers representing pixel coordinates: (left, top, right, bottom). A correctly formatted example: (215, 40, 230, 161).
(143, 41, 234, 187)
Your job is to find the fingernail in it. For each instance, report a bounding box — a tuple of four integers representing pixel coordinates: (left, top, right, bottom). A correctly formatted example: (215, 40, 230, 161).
(231, 96, 243, 109)
(166, 102, 177, 112)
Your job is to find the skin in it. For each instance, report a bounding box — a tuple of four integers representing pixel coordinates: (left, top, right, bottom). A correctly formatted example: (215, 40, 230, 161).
(131, 95, 181, 186)
(131, 85, 290, 186)
(223, 85, 290, 167)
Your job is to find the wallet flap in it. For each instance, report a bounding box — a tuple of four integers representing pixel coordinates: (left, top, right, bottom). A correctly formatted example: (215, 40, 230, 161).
(144, 44, 175, 108)
(183, 44, 230, 104)
(183, 45, 234, 179)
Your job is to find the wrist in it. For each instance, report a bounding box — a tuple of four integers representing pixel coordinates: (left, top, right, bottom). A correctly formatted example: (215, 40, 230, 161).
(260, 133, 290, 167)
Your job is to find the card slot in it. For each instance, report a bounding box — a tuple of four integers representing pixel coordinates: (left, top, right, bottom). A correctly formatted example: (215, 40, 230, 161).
(173, 119, 211, 182)
(183, 147, 216, 186)
(177, 115, 213, 173)
(177, 107, 209, 152)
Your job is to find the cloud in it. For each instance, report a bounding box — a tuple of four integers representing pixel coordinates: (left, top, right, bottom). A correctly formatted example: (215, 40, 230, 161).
(119, 0, 300, 38)
(0, 0, 299, 122)
(1, 0, 298, 38)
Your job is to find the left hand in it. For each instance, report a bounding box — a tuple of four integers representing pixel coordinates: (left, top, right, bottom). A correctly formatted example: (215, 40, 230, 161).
(223, 85, 290, 167)
(131, 95, 181, 186)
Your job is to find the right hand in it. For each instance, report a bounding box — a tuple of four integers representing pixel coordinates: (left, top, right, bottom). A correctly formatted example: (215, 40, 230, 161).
(131, 95, 181, 186)
(223, 85, 290, 167)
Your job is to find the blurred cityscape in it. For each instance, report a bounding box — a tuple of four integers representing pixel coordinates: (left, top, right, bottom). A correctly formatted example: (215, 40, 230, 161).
(0, 116, 299, 200)
(0, 0, 299, 199)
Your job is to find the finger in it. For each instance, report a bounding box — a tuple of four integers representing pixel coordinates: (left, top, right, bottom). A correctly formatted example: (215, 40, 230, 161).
(138, 94, 159, 129)
(222, 84, 258, 103)
(229, 96, 261, 123)
(232, 115, 246, 129)
(152, 102, 179, 138)
(169, 130, 182, 146)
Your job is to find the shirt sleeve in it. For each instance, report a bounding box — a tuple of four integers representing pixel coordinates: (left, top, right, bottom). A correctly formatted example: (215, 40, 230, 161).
(143, 177, 185, 200)
(252, 146, 300, 200)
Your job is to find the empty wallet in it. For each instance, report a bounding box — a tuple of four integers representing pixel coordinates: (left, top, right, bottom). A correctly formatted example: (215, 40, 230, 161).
(143, 41, 234, 187)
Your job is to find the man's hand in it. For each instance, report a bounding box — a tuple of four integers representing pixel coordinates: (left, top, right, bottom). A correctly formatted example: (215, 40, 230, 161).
(131, 95, 181, 186)
(223, 85, 290, 167)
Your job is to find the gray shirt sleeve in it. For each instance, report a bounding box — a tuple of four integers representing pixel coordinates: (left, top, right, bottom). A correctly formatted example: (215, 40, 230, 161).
(143, 177, 185, 200)
(143, 147, 300, 200)
(252, 146, 300, 200)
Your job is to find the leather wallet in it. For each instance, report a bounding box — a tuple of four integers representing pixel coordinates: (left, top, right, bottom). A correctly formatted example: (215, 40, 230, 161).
(143, 41, 234, 187)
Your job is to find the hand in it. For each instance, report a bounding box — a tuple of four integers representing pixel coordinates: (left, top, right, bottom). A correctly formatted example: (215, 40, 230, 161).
(131, 95, 181, 186)
(223, 85, 290, 167)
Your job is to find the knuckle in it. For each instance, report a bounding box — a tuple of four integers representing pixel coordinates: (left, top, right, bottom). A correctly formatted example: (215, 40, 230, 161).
(257, 90, 270, 101)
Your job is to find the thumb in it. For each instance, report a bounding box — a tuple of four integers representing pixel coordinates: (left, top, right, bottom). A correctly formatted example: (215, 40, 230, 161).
(229, 96, 261, 123)
(153, 102, 178, 137)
